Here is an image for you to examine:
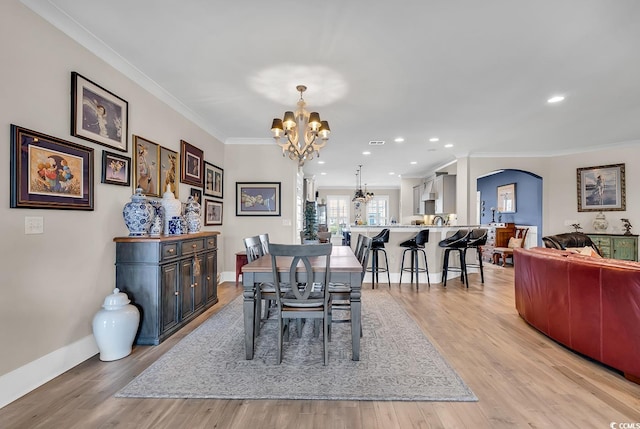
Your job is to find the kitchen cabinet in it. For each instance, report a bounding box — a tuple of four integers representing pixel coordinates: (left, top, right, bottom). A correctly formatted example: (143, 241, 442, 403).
(114, 231, 219, 345)
(434, 174, 456, 214)
(587, 233, 638, 261)
(412, 184, 424, 215)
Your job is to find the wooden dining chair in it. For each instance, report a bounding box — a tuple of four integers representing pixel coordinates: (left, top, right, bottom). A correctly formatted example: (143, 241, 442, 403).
(328, 235, 371, 337)
(243, 235, 282, 332)
(492, 227, 529, 267)
(258, 233, 270, 255)
(269, 243, 333, 365)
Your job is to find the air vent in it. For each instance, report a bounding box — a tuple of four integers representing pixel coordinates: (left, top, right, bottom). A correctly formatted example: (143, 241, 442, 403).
(368, 140, 385, 145)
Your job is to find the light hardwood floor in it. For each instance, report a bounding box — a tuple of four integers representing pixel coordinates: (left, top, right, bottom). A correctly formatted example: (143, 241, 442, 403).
(2, 264, 639, 429)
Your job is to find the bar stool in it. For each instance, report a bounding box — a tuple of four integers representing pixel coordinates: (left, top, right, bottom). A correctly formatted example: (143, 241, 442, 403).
(464, 228, 488, 283)
(438, 229, 470, 287)
(399, 229, 430, 289)
(367, 229, 391, 288)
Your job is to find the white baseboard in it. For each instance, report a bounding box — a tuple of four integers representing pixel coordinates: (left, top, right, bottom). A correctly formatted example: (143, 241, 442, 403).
(0, 335, 98, 409)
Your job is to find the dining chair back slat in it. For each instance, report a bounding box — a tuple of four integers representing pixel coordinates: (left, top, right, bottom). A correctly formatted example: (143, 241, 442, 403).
(269, 243, 333, 365)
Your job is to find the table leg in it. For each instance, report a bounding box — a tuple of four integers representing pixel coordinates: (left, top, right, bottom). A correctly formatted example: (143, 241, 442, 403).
(242, 272, 256, 359)
(350, 271, 361, 361)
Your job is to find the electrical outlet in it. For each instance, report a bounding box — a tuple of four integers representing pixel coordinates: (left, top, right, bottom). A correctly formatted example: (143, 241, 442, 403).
(25, 216, 44, 234)
(282, 219, 292, 226)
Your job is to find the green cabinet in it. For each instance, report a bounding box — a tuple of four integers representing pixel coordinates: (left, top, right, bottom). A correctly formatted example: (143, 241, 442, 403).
(587, 234, 638, 261)
(115, 232, 219, 345)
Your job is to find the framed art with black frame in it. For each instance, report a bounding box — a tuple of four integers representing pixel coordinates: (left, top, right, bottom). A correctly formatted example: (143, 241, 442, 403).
(101, 150, 131, 186)
(10, 124, 94, 210)
(204, 199, 223, 225)
(190, 187, 202, 205)
(204, 161, 223, 199)
(180, 140, 204, 187)
(235, 182, 281, 216)
(71, 72, 128, 152)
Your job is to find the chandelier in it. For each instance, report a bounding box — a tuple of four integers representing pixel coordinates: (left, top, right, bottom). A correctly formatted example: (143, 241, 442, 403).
(352, 165, 374, 203)
(270, 85, 331, 166)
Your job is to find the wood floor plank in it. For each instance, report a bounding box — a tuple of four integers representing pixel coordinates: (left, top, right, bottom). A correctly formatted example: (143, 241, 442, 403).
(1, 266, 640, 428)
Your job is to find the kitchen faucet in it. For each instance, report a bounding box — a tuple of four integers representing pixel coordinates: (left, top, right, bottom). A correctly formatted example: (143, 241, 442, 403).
(432, 215, 445, 226)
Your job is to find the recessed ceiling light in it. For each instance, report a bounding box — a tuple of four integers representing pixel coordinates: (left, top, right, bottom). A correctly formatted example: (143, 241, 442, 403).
(429, 137, 439, 142)
(317, 160, 325, 164)
(362, 151, 371, 155)
(444, 143, 454, 148)
(394, 137, 404, 143)
(320, 172, 327, 175)
(388, 172, 395, 175)
(410, 161, 417, 165)
(547, 95, 565, 103)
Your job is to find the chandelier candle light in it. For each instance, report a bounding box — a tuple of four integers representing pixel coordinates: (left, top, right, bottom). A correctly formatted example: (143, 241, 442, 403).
(271, 85, 330, 166)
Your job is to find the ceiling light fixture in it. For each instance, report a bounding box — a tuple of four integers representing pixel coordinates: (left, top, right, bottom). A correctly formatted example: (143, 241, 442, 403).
(444, 143, 454, 148)
(352, 165, 374, 204)
(394, 137, 405, 143)
(362, 151, 371, 155)
(271, 85, 330, 166)
(429, 137, 439, 142)
(547, 95, 565, 103)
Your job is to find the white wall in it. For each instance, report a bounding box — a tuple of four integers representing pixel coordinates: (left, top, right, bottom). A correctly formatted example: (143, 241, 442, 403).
(221, 144, 299, 273)
(465, 147, 639, 237)
(0, 0, 225, 405)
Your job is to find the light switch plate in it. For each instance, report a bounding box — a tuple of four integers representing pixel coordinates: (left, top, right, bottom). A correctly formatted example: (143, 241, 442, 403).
(25, 216, 44, 234)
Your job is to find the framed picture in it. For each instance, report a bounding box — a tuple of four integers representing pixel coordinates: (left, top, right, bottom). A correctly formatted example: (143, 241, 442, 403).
(190, 187, 202, 205)
(10, 124, 94, 210)
(71, 72, 128, 152)
(204, 199, 223, 225)
(180, 140, 204, 187)
(101, 151, 131, 186)
(577, 163, 626, 212)
(496, 183, 516, 213)
(236, 182, 281, 216)
(133, 135, 160, 197)
(159, 146, 178, 197)
(204, 161, 223, 198)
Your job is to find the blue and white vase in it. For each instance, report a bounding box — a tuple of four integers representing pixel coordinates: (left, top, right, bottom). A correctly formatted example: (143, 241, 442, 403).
(168, 216, 182, 235)
(185, 196, 201, 233)
(122, 188, 154, 236)
(161, 185, 181, 235)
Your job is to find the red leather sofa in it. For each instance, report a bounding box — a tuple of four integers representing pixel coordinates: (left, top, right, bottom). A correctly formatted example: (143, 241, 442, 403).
(514, 247, 640, 382)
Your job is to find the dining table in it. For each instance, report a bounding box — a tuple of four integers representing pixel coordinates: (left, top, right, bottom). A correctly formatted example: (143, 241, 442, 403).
(241, 244, 364, 360)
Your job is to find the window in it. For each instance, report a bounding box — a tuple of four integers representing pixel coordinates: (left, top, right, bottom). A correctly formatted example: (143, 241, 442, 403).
(326, 195, 350, 233)
(367, 196, 389, 226)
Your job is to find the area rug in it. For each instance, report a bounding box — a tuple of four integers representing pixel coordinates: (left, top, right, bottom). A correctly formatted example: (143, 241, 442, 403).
(116, 291, 477, 401)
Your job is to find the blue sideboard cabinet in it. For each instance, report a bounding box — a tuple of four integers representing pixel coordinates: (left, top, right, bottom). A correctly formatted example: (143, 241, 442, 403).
(114, 231, 219, 345)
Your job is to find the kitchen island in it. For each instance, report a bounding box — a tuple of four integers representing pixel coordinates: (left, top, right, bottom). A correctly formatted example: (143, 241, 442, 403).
(349, 225, 480, 285)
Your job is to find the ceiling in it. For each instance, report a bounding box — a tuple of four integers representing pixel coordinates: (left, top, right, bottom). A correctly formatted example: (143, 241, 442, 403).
(24, 0, 640, 188)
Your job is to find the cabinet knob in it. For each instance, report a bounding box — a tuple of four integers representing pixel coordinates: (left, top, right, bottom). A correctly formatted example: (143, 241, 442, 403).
(174, 291, 179, 296)
(206, 276, 211, 280)
(191, 284, 195, 288)
(168, 249, 175, 254)
(208, 240, 214, 245)
(192, 244, 197, 249)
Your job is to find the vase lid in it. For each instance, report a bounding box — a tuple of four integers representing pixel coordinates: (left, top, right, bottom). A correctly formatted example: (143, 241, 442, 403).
(131, 187, 146, 202)
(103, 288, 131, 309)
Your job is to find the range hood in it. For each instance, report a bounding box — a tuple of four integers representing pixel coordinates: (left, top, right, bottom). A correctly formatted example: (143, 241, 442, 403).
(420, 179, 437, 201)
